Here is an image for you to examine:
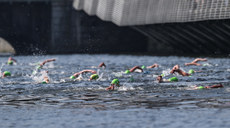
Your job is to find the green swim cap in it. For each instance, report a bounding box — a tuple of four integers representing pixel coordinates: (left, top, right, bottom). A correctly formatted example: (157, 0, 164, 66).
(41, 81, 47, 84)
(141, 65, 146, 69)
(197, 86, 205, 89)
(161, 73, 165, 77)
(7, 61, 13, 65)
(111, 79, 119, 85)
(189, 69, 195, 74)
(125, 70, 131, 74)
(168, 77, 178, 82)
(3, 71, 11, 77)
(36, 65, 42, 69)
(70, 75, 76, 79)
(90, 74, 99, 80)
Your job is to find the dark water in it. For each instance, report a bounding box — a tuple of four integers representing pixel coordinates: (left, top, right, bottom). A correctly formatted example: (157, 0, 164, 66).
(0, 54, 230, 128)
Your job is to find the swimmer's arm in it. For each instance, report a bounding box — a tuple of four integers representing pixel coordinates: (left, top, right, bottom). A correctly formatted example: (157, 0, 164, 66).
(98, 62, 106, 68)
(205, 84, 223, 88)
(185, 63, 201, 66)
(147, 63, 159, 68)
(41, 59, 56, 66)
(9, 57, 17, 62)
(80, 70, 97, 74)
(73, 72, 80, 77)
(129, 66, 143, 72)
(192, 58, 207, 63)
(170, 65, 180, 74)
(106, 85, 115, 90)
(181, 71, 191, 76)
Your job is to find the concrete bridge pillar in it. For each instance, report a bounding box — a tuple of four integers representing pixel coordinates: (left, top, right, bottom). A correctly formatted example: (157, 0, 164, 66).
(50, 1, 80, 54)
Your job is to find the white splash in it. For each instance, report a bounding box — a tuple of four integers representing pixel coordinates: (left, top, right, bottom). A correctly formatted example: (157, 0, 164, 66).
(112, 71, 123, 77)
(162, 68, 171, 77)
(118, 85, 135, 91)
(32, 71, 50, 83)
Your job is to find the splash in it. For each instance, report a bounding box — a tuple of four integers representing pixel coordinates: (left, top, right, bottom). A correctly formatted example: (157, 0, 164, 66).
(0, 63, 5, 77)
(112, 71, 123, 77)
(161, 68, 171, 77)
(118, 85, 135, 91)
(32, 71, 50, 83)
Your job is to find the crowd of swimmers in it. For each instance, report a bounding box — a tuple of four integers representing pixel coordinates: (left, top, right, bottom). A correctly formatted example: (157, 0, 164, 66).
(0, 57, 224, 91)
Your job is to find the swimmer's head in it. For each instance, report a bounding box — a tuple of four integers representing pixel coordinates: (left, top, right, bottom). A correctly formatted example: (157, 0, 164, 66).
(90, 74, 99, 80)
(3, 71, 11, 77)
(7, 61, 13, 65)
(125, 70, 131, 74)
(188, 69, 195, 74)
(141, 65, 146, 69)
(70, 75, 76, 79)
(111, 79, 120, 86)
(157, 75, 163, 83)
(168, 77, 178, 82)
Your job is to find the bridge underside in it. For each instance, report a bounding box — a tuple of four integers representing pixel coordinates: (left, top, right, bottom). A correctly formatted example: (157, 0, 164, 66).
(134, 19, 230, 55)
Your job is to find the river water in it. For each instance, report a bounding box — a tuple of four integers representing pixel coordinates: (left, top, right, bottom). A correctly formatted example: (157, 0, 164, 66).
(0, 54, 230, 128)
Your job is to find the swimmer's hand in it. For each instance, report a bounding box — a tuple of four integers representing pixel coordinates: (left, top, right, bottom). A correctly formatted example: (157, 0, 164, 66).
(106, 85, 115, 91)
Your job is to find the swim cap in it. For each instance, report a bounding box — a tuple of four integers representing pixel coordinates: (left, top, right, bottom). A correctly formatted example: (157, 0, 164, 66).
(125, 70, 131, 74)
(141, 65, 146, 69)
(36, 65, 42, 69)
(188, 69, 195, 74)
(41, 81, 47, 84)
(197, 86, 205, 89)
(3, 71, 11, 77)
(90, 74, 99, 80)
(161, 74, 165, 77)
(7, 61, 13, 65)
(70, 75, 76, 79)
(111, 79, 119, 85)
(168, 77, 178, 82)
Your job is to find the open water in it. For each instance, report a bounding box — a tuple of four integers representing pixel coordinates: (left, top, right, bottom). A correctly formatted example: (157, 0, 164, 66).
(0, 54, 230, 128)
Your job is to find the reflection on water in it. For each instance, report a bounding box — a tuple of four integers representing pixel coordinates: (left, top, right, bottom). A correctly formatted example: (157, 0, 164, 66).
(0, 54, 230, 128)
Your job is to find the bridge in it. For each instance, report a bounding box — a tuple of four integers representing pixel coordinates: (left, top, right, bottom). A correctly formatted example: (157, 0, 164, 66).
(0, 0, 230, 55)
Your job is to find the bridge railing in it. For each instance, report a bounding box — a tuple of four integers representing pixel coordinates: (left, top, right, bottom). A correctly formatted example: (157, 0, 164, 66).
(73, 0, 230, 26)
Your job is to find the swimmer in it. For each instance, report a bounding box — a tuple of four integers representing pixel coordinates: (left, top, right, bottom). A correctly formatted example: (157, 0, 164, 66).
(195, 84, 223, 89)
(185, 58, 207, 66)
(41, 76, 50, 84)
(98, 62, 106, 68)
(106, 79, 120, 91)
(70, 69, 98, 80)
(37, 58, 56, 69)
(125, 66, 143, 74)
(170, 65, 191, 76)
(1, 71, 11, 78)
(156, 75, 178, 83)
(147, 63, 159, 69)
(7, 57, 17, 65)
